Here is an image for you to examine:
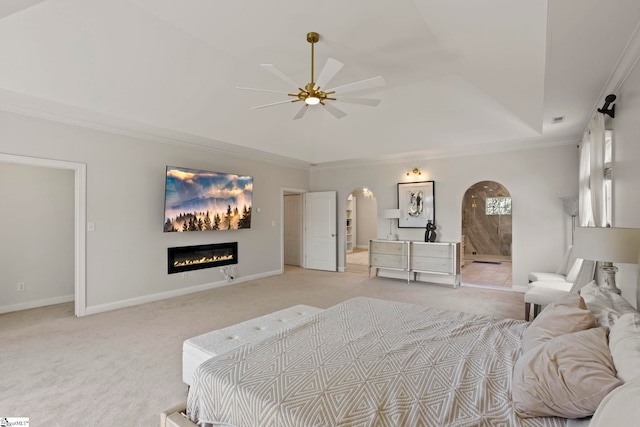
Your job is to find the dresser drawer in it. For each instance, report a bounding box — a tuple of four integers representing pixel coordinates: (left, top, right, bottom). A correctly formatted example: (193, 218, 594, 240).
(370, 253, 407, 269)
(370, 241, 406, 255)
(411, 257, 453, 273)
(410, 243, 452, 258)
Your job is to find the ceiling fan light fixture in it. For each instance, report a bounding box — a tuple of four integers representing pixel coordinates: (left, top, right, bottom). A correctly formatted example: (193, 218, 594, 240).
(238, 32, 384, 119)
(305, 96, 320, 105)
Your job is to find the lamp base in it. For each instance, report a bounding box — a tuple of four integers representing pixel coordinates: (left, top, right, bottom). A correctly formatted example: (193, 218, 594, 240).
(387, 233, 396, 241)
(600, 262, 621, 295)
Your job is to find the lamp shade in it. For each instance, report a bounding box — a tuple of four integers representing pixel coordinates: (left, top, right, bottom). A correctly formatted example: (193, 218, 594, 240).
(573, 227, 640, 264)
(383, 209, 401, 219)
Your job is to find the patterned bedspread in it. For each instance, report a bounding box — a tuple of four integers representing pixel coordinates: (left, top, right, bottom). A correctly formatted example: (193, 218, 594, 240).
(187, 297, 565, 427)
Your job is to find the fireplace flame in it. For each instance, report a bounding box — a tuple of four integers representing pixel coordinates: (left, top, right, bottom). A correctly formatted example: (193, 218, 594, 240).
(173, 253, 234, 267)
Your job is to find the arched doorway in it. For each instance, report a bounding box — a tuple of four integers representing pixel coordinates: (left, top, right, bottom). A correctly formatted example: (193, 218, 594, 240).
(345, 188, 377, 274)
(461, 181, 512, 288)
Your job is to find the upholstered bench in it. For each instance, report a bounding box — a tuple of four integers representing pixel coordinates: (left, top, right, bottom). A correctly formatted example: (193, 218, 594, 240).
(182, 304, 323, 386)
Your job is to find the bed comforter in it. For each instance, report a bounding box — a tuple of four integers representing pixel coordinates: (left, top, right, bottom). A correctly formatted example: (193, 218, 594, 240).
(187, 297, 565, 427)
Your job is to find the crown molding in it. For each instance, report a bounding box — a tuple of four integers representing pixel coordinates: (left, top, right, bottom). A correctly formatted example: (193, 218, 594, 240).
(311, 136, 579, 170)
(590, 20, 640, 118)
(0, 90, 311, 171)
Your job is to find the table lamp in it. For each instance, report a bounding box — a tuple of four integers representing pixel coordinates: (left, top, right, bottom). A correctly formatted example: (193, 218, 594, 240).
(573, 226, 640, 294)
(383, 209, 401, 240)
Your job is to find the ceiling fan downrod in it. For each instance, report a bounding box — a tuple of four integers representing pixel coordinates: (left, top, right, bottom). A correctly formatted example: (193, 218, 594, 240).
(289, 32, 336, 106)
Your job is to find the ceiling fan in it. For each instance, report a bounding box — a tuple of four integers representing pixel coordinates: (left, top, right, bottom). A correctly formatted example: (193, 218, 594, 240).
(237, 32, 385, 120)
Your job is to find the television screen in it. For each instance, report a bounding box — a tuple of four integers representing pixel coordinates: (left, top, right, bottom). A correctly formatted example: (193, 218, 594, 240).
(164, 166, 253, 232)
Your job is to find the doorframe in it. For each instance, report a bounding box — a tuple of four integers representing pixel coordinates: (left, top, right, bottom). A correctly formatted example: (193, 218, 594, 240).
(281, 186, 308, 272)
(0, 153, 87, 316)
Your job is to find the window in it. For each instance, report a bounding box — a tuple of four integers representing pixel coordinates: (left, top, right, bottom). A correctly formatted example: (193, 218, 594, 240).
(485, 197, 512, 215)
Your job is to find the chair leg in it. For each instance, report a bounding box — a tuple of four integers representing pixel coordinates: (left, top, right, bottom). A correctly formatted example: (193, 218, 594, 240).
(525, 302, 531, 321)
(533, 304, 541, 319)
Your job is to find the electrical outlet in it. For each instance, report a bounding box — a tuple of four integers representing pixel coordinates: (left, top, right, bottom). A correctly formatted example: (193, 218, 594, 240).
(181, 272, 188, 279)
(17, 282, 26, 291)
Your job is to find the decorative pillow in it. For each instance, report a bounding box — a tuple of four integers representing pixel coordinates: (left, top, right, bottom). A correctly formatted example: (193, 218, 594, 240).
(590, 379, 640, 427)
(580, 281, 638, 327)
(609, 313, 640, 382)
(512, 327, 623, 419)
(521, 294, 595, 354)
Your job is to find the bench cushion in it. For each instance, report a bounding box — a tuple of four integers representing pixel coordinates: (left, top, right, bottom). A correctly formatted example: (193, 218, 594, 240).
(182, 304, 323, 385)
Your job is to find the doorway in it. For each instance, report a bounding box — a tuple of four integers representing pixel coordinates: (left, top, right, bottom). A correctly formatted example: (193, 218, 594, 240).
(282, 189, 338, 272)
(0, 153, 87, 316)
(345, 188, 377, 274)
(460, 181, 512, 288)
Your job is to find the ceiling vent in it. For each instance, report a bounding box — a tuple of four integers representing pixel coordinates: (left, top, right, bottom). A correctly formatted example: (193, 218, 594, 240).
(551, 116, 565, 124)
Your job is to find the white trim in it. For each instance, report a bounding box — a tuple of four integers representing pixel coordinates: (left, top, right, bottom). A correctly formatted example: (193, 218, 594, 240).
(0, 294, 74, 315)
(0, 90, 309, 170)
(0, 153, 87, 317)
(312, 136, 579, 170)
(84, 270, 281, 316)
(598, 20, 640, 102)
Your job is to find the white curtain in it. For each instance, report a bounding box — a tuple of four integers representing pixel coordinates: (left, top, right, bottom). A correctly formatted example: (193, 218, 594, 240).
(578, 113, 606, 227)
(589, 113, 606, 227)
(578, 130, 592, 226)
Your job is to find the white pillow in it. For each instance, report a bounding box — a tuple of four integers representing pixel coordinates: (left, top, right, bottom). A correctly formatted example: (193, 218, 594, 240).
(590, 380, 640, 427)
(580, 281, 638, 327)
(609, 313, 640, 382)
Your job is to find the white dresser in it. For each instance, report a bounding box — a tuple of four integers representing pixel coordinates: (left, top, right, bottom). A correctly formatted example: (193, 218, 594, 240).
(368, 240, 410, 282)
(368, 239, 461, 287)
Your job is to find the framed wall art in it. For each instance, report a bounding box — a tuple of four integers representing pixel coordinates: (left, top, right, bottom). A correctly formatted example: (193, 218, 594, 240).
(164, 166, 253, 232)
(397, 181, 435, 228)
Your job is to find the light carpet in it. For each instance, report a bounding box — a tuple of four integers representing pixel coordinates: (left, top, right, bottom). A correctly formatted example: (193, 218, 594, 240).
(0, 266, 525, 426)
(346, 249, 369, 265)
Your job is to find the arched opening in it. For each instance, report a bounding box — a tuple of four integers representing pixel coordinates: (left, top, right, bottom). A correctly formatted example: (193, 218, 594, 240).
(345, 188, 377, 274)
(461, 181, 512, 288)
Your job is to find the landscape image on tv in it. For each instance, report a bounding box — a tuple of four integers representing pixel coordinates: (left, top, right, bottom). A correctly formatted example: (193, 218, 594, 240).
(164, 166, 253, 232)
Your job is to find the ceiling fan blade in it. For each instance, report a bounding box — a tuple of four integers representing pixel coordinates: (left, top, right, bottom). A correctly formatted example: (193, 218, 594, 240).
(292, 104, 308, 120)
(261, 64, 301, 90)
(251, 99, 294, 109)
(323, 103, 347, 119)
(335, 97, 381, 107)
(236, 86, 291, 95)
(328, 76, 386, 94)
(314, 58, 344, 90)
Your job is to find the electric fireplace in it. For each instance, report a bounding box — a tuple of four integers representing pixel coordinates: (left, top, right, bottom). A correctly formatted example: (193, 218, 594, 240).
(168, 242, 238, 274)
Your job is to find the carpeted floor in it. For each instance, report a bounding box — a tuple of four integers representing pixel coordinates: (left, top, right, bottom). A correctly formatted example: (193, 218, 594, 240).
(0, 266, 526, 426)
(346, 249, 369, 265)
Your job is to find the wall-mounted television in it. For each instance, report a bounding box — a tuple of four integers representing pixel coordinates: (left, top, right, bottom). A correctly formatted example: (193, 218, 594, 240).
(164, 166, 253, 232)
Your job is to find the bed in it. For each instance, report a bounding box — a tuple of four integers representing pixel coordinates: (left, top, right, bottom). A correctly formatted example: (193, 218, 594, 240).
(176, 283, 640, 427)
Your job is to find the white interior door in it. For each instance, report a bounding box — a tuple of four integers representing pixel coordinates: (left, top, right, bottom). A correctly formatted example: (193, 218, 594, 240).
(304, 191, 337, 271)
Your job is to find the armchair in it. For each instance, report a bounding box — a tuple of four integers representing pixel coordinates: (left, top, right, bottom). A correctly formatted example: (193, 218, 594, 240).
(528, 245, 576, 282)
(524, 259, 595, 320)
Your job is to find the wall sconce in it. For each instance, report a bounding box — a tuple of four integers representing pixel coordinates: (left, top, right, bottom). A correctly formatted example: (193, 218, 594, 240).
(406, 168, 422, 177)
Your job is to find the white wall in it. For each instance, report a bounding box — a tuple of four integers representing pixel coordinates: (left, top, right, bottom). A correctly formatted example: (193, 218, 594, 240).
(0, 163, 74, 310)
(0, 110, 309, 313)
(311, 144, 580, 291)
(610, 57, 640, 307)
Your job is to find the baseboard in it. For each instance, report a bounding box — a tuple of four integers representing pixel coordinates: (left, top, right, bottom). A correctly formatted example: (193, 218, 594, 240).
(0, 294, 74, 314)
(84, 269, 282, 316)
